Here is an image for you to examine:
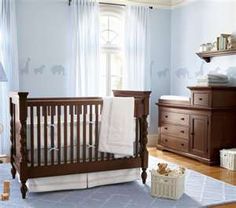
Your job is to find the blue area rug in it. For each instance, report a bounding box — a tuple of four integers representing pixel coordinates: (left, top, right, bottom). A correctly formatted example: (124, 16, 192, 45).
(0, 156, 236, 208)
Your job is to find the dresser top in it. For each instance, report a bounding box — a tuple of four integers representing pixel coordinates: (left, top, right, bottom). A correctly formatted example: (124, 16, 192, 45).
(188, 86, 236, 91)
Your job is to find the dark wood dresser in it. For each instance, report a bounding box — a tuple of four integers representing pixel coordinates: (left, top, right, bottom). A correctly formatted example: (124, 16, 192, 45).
(156, 86, 236, 165)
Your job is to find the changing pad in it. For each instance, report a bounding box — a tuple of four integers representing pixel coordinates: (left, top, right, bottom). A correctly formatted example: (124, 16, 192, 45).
(159, 95, 190, 102)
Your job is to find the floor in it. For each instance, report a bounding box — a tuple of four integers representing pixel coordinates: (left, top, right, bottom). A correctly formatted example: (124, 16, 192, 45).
(1, 149, 236, 207)
(1, 155, 236, 208)
(148, 148, 236, 208)
(148, 148, 236, 186)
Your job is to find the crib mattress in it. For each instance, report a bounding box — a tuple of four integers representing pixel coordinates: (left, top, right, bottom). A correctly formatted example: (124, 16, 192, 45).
(28, 143, 137, 165)
(24, 168, 140, 192)
(26, 121, 99, 149)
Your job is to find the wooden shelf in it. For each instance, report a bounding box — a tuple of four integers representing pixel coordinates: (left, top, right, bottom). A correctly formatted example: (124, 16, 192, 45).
(196, 49, 236, 63)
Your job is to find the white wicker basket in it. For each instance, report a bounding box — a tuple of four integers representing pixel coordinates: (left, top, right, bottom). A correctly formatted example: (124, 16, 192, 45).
(220, 149, 236, 171)
(150, 170, 185, 200)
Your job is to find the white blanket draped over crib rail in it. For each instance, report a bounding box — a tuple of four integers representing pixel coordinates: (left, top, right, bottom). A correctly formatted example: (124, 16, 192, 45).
(99, 97, 135, 157)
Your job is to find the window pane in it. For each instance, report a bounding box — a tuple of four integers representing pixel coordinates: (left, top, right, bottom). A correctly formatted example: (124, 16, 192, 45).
(111, 53, 122, 90)
(100, 15, 123, 47)
(100, 53, 107, 96)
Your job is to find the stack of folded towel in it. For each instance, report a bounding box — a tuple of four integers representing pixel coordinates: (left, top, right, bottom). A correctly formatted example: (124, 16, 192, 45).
(197, 73, 229, 86)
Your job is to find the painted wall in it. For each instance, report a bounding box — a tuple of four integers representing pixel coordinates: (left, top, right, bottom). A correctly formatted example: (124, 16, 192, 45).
(15, 1, 171, 135)
(16, 0, 71, 97)
(171, 0, 236, 96)
(16, 0, 236, 138)
(149, 9, 171, 134)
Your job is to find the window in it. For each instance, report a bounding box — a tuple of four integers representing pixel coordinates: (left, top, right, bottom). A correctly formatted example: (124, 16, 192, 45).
(100, 6, 124, 96)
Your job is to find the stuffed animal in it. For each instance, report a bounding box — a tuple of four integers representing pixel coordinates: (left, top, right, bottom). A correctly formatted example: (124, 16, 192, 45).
(157, 163, 171, 176)
(179, 167, 185, 174)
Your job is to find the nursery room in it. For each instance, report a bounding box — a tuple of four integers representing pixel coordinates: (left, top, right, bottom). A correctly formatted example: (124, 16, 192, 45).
(0, 0, 236, 207)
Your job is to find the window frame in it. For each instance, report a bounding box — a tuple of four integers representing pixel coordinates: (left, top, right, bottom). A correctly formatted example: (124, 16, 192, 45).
(99, 5, 124, 96)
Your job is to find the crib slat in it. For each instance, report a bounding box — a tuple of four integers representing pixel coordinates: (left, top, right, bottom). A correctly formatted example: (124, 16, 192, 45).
(37, 106, 41, 166)
(43, 106, 48, 166)
(70, 105, 74, 163)
(95, 105, 98, 161)
(64, 105, 68, 164)
(13, 105, 16, 156)
(57, 106, 61, 165)
(135, 118, 139, 157)
(107, 153, 111, 160)
(30, 106, 34, 167)
(77, 105, 81, 163)
(83, 105, 87, 163)
(100, 105, 104, 161)
(89, 105, 93, 162)
(50, 106, 55, 165)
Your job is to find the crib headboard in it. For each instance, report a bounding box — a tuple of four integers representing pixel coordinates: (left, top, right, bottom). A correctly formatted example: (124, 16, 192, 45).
(113, 90, 151, 117)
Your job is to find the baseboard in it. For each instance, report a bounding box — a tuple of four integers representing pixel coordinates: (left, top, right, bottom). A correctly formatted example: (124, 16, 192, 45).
(0, 155, 9, 163)
(147, 134, 158, 147)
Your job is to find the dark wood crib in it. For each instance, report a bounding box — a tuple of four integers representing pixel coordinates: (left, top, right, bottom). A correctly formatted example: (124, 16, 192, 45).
(9, 90, 151, 199)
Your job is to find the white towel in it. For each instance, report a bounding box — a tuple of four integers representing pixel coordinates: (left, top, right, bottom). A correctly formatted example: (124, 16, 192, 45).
(197, 73, 229, 83)
(98, 97, 135, 157)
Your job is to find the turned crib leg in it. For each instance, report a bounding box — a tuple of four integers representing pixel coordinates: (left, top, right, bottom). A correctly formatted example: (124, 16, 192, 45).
(141, 168, 147, 184)
(20, 180, 28, 199)
(141, 115, 148, 185)
(11, 166, 16, 179)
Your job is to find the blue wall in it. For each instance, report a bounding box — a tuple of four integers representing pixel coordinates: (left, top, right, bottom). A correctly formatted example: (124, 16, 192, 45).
(16, 1, 171, 135)
(171, 0, 236, 96)
(17, 0, 236, 137)
(149, 8, 171, 134)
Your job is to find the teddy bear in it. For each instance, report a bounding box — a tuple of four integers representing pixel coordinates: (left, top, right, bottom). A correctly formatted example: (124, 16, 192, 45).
(157, 163, 171, 176)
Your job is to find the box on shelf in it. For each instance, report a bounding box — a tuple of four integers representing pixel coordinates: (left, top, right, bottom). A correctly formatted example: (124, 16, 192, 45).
(220, 149, 236, 171)
(150, 169, 185, 200)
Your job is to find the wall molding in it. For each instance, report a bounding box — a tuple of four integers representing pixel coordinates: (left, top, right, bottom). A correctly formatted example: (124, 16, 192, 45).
(18, 0, 196, 9)
(147, 134, 158, 147)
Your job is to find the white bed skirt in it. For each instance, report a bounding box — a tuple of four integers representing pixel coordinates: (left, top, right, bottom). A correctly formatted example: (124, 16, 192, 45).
(18, 168, 140, 192)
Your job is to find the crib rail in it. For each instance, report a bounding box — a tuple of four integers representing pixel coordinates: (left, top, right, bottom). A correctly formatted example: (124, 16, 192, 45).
(26, 99, 108, 167)
(10, 90, 151, 198)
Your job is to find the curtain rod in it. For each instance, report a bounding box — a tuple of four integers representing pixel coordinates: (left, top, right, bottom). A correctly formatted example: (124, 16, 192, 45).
(68, 0, 153, 9)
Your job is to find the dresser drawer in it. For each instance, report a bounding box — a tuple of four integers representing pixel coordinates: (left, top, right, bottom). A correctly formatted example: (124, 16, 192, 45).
(160, 136, 188, 152)
(193, 93, 209, 107)
(161, 125, 189, 140)
(160, 111, 189, 126)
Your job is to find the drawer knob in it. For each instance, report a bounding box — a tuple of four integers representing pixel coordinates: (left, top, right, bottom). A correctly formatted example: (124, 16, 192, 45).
(165, 115, 168, 118)
(199, 98, 203, 101)
(164, 127, 168, 130)
(180, 130, 185, 133)
(191, 132, 194, 136)
(181, 143, 184, 146)
(181, 118, 185, 121)
(165, 139, 168, 142)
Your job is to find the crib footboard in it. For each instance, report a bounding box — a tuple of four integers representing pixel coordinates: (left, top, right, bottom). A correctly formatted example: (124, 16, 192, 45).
(10, 90, 151, 199)
(113, 90, 151, 184)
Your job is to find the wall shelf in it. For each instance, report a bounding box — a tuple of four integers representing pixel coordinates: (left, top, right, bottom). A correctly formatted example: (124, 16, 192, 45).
(196, 49, 236, 63)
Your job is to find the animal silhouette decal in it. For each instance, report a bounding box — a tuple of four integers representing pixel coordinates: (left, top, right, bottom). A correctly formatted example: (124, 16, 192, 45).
(51, 65, 65, 75)
(175, 67, 190, 79)
(20, 59, 65, 76)
(20, 57, 31, 74)
(157, 68, 169, 78)
(34, 65, 46, 74)
(195, 61, 205, 77)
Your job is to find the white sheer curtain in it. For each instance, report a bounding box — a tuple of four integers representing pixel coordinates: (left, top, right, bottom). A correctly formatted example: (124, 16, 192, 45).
(0, 0, 19, 155)
(123, 5, 150, 90)
(68, 0, 100, 96)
